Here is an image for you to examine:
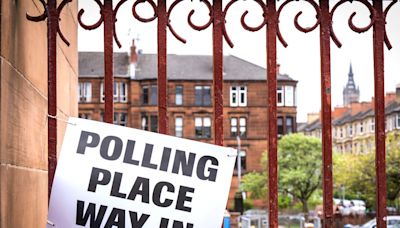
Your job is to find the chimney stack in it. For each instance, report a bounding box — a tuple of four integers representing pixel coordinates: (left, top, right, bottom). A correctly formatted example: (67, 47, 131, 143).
(130, 39, 137, 64)
(130, 39, 137, 79)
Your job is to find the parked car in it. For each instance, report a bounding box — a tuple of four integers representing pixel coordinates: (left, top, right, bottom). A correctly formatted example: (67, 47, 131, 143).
(359, 216, 400, 228)
(350, 200, 366, 215)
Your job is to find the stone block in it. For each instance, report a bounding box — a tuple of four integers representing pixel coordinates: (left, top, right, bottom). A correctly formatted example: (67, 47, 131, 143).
(0, 164, 47, 228)
(0, 60, 47, 170)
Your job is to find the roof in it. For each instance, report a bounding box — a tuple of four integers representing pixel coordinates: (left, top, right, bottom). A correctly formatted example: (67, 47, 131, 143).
(79, 52, 130, 77)
(79, 52, 296, 82)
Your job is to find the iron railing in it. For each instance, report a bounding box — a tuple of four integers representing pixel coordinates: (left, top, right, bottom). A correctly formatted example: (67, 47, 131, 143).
(27, 0, 399, 227)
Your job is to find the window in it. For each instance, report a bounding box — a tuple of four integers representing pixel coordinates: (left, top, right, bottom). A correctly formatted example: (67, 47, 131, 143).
(348, 125, 353, 136)
(78, 82, 92, 102)
(359, 122, 364, 134)
(142, 85, 157, 105)
(234, 150, 247, 171)
(284, 86, 294, 106)
(231, 118, 238, 136)
(141, 114, 158, 132)
(230, 86, 247, 107)
(230, 117, 247, 137)
(175, 86, 183, 105)
(397, 114, 400, 129)
(100, 82, 127, 102)
(277, 117, 284, 136)
(195, 117, 211, 138)
(286, 116, 294, 134)
(370, 119, 375, 132)
(277, 86, 284, 106)
(78, 113, 91, 119)
(113, 113, 127, 126)
(175, 117, 183, 137)
(195, 86, 211, 106)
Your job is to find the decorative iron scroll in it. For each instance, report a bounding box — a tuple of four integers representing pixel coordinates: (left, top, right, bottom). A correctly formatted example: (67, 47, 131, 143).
(26, 0, 72, 46)
(26, 0, 399, 49)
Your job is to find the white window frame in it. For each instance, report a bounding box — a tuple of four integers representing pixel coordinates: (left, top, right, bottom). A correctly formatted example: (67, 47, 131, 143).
(230, 86, 238, 107)
(238, 86, 247, 107)
(284, 85, 294, 107)
(396, 114, 400, 129)
(100, 83, 105, 102)
(175, 117, 183, 137)
(119, 82, 128, 103)
(79, 82, 92, 102)
(277, 86, 284, 106)
(230, 86, 247, 107)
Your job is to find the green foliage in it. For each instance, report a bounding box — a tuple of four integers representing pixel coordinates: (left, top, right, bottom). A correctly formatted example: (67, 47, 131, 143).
(278, 134, 322, 215)
(240, 171, 267, 199)
(278, 194, 292, 209)
(333, 132, 400, 209)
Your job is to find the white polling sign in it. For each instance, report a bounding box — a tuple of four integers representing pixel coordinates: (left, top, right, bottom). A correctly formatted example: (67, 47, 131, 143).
(47, 117, 236, 228)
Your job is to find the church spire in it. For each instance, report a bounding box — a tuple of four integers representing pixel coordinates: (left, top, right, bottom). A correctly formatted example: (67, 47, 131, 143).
(343, 62, 360, 106)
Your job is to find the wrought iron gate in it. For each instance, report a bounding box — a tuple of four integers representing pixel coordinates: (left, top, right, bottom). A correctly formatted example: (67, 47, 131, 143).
(27, 0, 398, 227)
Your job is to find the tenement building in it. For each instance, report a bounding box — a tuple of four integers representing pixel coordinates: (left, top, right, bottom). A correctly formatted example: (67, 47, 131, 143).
(78, 42, 298, 208)
(299, 85, 400, 154)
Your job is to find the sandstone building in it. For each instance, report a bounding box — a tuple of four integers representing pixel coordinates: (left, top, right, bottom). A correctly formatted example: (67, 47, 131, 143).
(78, 42, 298, 208)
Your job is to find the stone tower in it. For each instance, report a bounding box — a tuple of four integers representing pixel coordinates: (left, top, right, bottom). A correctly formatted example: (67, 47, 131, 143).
(343, 63, 360, 106)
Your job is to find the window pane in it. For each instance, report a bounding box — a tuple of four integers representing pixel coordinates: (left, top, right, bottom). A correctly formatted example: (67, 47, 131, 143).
(120, 83, 127, 102)
(286, 117, 293, 134)
(141, 116, 148, 130)
(278, 117, 284, 135)
(120, 113, 127, 126)
(195, 86, 202, 106)
(203, 117, 211, 127)
(231, 118, 237, 136)
(239, 86, 247, 106)
(230, 86, 238, 107)
(150, 115, 158, 132)
(150, 85, 157, 105)
(113, 113, 118, 125)
(113, 82, 119, 102)
(142, 87, 149, 104)
(204, 126, 211, 138)
(100, 83, 105, 102)
(195, 117, 202, 127)
(203, 86, 211, 106)
(175, 117, 183, 137)
(285, 86, 294, 106)
(277, 86, 283, 106)
(240, 117, 246, 136)
(176, 86, 183, 105)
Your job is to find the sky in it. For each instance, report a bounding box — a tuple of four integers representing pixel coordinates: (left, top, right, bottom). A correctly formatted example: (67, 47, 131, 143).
(78, 1, 400, 122)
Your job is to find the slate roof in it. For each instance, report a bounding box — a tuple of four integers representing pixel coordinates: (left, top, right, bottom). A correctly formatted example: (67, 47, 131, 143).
(79, 52, 130, 77)
(79, 52, 296, 82)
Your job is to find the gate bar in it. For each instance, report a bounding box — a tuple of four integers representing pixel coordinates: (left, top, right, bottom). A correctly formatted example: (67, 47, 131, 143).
(47, 0, 58, 202)
(213, 0, 223, 146)
(373, 1, 387, 227)
(158, 0, 168, 134)
(319, 1, 333, 227)
(103, 0, 114, 123)
(266, 0, 278, 227)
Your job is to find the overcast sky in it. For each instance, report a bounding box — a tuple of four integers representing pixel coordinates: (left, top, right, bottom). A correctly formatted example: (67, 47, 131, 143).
(78, 1, 400, 122)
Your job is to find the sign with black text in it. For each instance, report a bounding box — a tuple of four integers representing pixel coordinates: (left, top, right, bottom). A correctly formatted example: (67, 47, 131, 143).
(47, 118, 236, 228)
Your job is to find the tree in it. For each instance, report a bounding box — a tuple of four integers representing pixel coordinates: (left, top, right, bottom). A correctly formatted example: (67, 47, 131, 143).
(278, 133, 322, 219)
(333, 132, 400, 209)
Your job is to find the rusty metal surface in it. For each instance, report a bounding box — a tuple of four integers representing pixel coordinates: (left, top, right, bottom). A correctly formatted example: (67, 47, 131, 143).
(319, 1, 333, 227)
(373, 1, 387, 227)
(158, 0, 168, 134)
(46, 0, 58, 203)
(213, 0, 224, 146)
(103, 0, 114, 123)
(266, 1, 278, 227)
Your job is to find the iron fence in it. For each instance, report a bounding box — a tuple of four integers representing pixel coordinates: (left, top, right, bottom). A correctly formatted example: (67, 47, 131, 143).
(27, 0, 399, 227)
